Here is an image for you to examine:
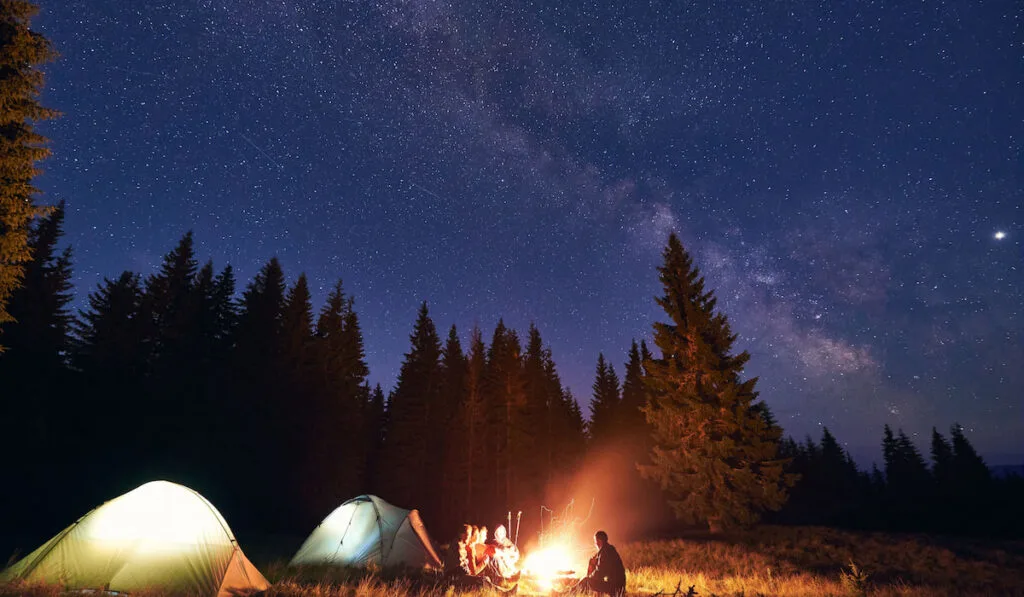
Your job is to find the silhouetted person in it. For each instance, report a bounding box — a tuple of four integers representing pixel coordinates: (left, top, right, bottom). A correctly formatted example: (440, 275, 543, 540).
(444, 525, 486, 590)
(579, 530, 626, 597)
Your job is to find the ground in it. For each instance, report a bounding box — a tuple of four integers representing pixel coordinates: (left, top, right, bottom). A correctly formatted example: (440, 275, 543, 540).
(3, 525, 1023, 596)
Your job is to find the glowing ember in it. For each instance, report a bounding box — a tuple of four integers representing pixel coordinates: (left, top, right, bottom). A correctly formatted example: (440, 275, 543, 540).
(522, 542, 579, 592)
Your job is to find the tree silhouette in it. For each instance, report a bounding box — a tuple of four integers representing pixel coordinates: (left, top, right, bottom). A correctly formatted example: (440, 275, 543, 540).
(379, 303, 443, 513)
(588, 353, 621, 445)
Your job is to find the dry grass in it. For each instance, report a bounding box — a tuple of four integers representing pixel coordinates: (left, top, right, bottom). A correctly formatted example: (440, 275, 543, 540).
(3, 526, 1023, 596)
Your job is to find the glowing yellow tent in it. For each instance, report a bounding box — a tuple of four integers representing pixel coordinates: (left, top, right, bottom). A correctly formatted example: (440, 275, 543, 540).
(0, 480, 270, 596)
(291, 494, 441, 569)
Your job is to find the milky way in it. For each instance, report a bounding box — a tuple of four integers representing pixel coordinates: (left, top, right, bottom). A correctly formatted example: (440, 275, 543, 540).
(38, 0, 1021, 464)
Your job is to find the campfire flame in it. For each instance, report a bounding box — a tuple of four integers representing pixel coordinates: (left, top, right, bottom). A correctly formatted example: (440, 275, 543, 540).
(521, 540, 580, 592)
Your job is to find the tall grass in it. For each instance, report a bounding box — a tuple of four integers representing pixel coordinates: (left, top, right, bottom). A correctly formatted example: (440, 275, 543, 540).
(4, 526, 1023, 596)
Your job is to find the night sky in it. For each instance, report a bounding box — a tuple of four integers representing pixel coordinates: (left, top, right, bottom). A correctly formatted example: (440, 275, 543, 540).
(36, 1, 1020, 466)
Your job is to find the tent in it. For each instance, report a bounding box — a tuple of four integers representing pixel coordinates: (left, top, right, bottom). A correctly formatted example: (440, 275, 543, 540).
(0, 480, 270, 596)
(291, 494, 442, 570)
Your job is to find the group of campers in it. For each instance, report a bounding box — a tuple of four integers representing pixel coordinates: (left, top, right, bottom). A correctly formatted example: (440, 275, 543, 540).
(448, 523, 521, 588)
(445, 525, 626, 597)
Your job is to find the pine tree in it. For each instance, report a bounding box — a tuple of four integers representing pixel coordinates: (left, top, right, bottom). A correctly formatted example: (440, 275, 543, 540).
(483, 320, 526, 512)
(520, 324, 557, 508)
(640, 340, 653, 375)
(0, 202, 72, 518)
(70, 272, 146, 501)
(818, 427, 861, 523)
(72, 272, 145, 374)
(949, 424, 990, 485)
(439, 324, 468, 532)
(462, 326, 488, 521)
(312, 281, 370, 507)
(229, 257, 286, 528)
(0, 201, 72, 365)
(619, 340, 648, 447)
(930, 427, 954, 488)
(0, 0, 57, 340)
(188, 260, 237, 482)
(896, 430, 930, 485)
(139, 233, 202, 470)
(279, 274, 319, 522)
(881, 425, 931, 528)
(557, 388, 587, 473)
(211, 265, 238, 350)
(640, 233, 791, 531)
(588, 353, 621, 445)
(379, 303, 443, 511)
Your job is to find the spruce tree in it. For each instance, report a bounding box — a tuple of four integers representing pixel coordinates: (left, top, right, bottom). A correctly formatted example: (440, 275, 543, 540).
(949, 424, 990, 485)
(930, 427, 954, 488)
(280, 274, 319, 522)
(313, 281, 369, 505)
(72, 272, 145, 374)
(521, 324, 554, 504)
(70, 272, 146, 500)
(619, 340, 648, 447)
(460, 326, 488, 520)
(439, 324, 468, 532)
(483, 320, 526, 512)
(588, 353, 621, 445)
(881, 425, 931, 528)
(139, 233, 202, 469)
(558, 388, 587, 472)
(0, 202, 72, 518)
(0, 0, 57, 340)
(0, 201, 72, 365)
(379, 303, 443, 511)
(229, 257, 286, 527)
(640, 233, 791, 531)
(818, 427, 862, 523)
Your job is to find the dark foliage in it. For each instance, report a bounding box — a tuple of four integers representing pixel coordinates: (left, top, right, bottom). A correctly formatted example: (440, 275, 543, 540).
(771, 425, 1024, 537)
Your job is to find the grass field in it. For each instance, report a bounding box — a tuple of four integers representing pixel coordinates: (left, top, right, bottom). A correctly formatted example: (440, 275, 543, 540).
(4, 525, 1024, 596)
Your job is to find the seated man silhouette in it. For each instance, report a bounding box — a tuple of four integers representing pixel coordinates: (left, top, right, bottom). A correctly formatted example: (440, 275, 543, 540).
(578, 530, 626, 597)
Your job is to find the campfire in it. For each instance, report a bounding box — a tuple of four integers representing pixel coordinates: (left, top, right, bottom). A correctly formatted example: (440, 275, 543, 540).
(520, 540, 581, 593)
(517, 499, 594, 594)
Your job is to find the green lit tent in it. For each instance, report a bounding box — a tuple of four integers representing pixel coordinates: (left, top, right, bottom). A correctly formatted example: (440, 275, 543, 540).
(291, 494, 442, 570)
(0, 480, 269, 596)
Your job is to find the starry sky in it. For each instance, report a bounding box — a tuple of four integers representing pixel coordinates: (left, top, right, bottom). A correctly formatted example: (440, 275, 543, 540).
(36, 1, 1021, 466)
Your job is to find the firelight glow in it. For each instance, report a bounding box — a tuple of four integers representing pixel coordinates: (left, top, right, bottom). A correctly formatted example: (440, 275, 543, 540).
(521, 541, 580, 592)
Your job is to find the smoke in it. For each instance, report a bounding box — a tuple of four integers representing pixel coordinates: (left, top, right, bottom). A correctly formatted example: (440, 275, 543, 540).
(540, 441, 673, 553)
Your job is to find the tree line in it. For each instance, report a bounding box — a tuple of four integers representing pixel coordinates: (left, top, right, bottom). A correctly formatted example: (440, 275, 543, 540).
(1, 206, 1021, 558)
(0, 208, 615, 545)
(772, 424, 1024, 537)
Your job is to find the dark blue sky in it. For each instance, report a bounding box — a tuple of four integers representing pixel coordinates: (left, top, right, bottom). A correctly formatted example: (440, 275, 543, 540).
(37, 0, 1021, 465)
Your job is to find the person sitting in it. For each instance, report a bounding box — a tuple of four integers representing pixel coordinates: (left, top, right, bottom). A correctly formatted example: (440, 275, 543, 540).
(444, 525, 488, 590)
(489, 524, 521, 580)
(472, 526, 493, 574)
(578, 531, 626, 597)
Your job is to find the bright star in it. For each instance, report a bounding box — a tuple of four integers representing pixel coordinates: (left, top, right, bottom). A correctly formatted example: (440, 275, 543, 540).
(994, 231, 1006, 240)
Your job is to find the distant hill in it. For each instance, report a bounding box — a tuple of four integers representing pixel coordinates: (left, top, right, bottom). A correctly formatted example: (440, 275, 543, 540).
(990, 464, 1024, 478)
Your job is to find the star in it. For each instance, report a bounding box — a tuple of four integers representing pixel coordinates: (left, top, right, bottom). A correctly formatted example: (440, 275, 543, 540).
(994, 231, 1007, 240)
